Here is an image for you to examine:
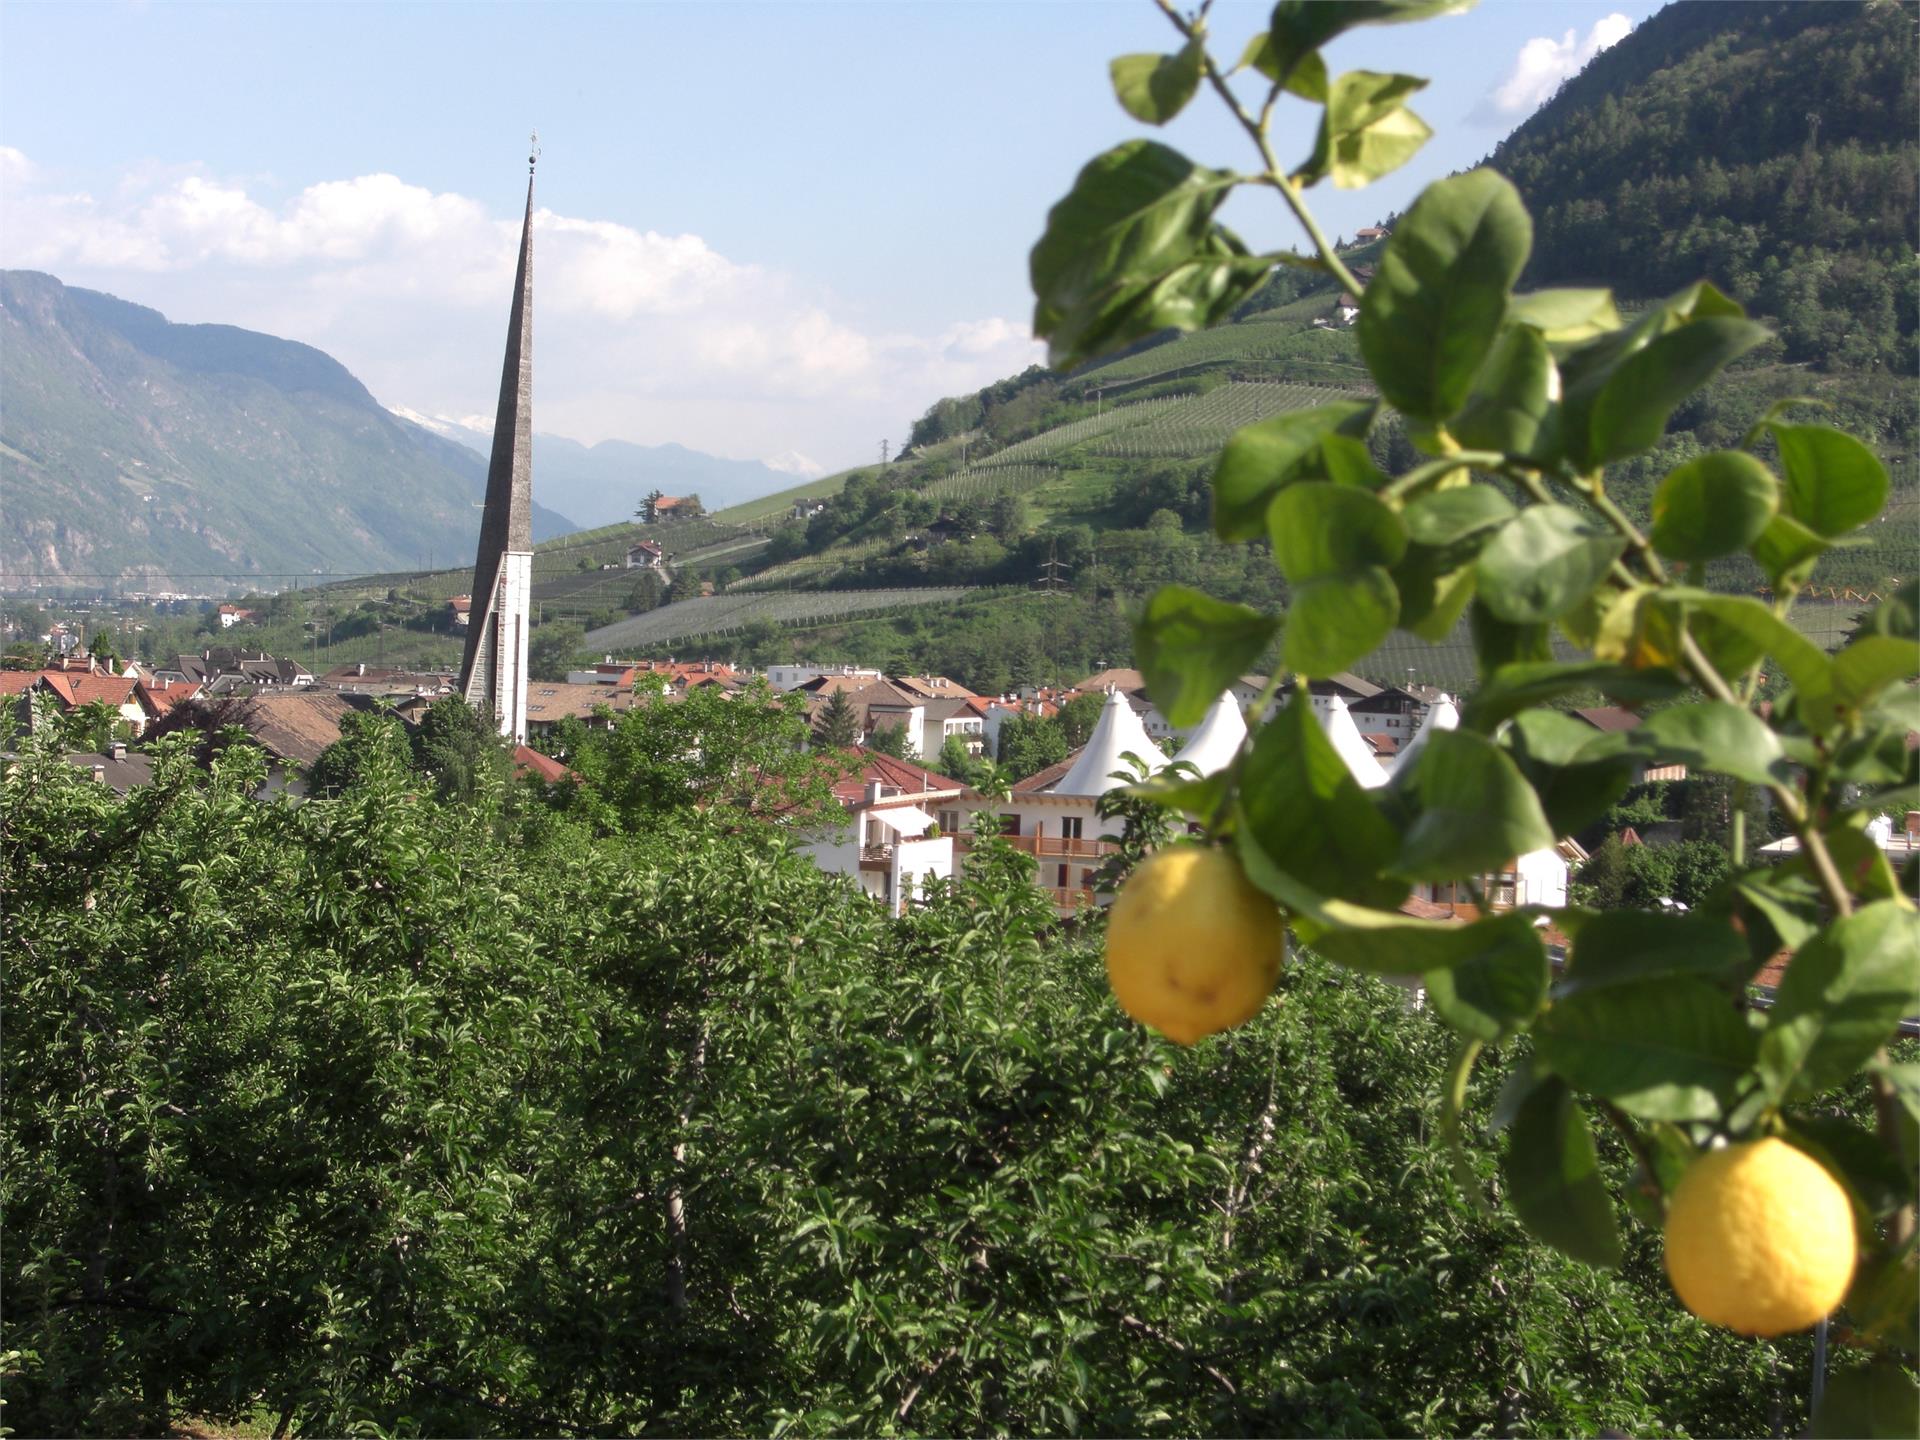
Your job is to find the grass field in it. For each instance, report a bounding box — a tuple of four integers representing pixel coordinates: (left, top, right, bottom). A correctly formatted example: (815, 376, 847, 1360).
(710, 468, 864, 527)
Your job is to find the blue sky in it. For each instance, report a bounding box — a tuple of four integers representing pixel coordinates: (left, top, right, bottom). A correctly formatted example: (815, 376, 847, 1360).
(1, 0, 1662, 473)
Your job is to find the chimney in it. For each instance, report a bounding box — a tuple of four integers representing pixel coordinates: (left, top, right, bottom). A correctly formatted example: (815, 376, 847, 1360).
(110, 741, 126, 761)
(1907, 810, 1920, 839)
(356, 662, 366, 677)
(864, 780, 884, 805)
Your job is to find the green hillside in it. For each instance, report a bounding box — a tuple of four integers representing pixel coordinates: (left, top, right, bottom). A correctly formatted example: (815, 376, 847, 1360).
(1492, 0, 1915, 372)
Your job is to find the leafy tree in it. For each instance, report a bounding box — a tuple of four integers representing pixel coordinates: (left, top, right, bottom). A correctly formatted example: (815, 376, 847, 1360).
(1057, 691, 1105, 748)
(86, 630, 118, 668)
(865, 720, 911, 759)
(936, 733, 979, 785)
(814, 687, 860, 749)
(527, 621, 585, 682)
(996, 711, 1068, 781)
(412, 694, 513, 804)
(625, 569, 667, 614)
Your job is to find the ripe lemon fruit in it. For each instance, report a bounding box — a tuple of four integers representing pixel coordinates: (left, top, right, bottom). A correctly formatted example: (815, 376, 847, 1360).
(1663, 1137, 1856, 1337)
(1106, 846, 1284, 1045)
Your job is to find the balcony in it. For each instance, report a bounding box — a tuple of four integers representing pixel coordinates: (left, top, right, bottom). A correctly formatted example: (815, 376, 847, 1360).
(956, 832, 1114, 859)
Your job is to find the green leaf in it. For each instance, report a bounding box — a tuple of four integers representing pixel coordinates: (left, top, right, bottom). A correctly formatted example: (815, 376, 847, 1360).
(1263, 0, 1477, 88)
(1124, 764, 1230, 823)
(1391, 545, 1477, 642)
(1298, 71, 1432, 190)
(1283, 571, 1399, 678)
(1392, 728, 1556, 882)
(1469, 599, 1553, 672)
(1629, 701, 1790, 787)
(1534, 977, 1759, 1121)
(1654, 589, 1836, 734)
(1240, 836, 1544, 974)
(1211, 400, 1377, 541)
(1811, 1362, 1920, 1440)
(1502, 709, 1639, 837)
(1268, 481, 1409, 579)
(1476, 505, 1624, 624)
(1501, 1079, 1624, 1268)
(1235, 692, 1405, 908)
(1134, 585, 1279, 729)
(1031, 141, 1266, 369)
(1463, 660, 1684, 730)
(1422, 910, 1548, 1041)
(1555, 910, 1749, 997)
(1507, 287, 1621, 344)
(1784, 1116, 1913, 1220)
(1559, 283, 1768, 469)
(1843, 1252, 1920, 1356)
(1832, 635, 1920, 712)
(1649, 451, 1778, 561)
(1750, 513, 1830, 593)
(1588, 318, 1769, 464)
(1759, 902, 1920, 1102)
(1770, 422, 1891, 538)
(1109, 42, 1204, 126)
(1357, 169, 1532, 423)
(1453, 324, 1557, 459)
(1403, 484, 1515, 548)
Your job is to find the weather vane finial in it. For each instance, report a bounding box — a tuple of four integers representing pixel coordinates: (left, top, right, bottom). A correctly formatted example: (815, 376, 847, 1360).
(529, 131, 540, 176)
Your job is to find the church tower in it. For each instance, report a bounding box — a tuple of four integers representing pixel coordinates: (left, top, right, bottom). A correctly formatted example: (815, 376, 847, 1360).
(459, 148, 537, 742)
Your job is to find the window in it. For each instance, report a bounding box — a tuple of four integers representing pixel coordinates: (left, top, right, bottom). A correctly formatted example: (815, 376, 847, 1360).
(938, 809, 961, 833)
(1061, 816, 1083, 840)
(999, 814, 1021, 836)
(1056, 863, 1070, 888)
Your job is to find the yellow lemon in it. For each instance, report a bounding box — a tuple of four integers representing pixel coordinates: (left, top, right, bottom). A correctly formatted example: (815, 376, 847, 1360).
(1106, 846, 1284, 1045)
(1663, 1137, 1856, 1337)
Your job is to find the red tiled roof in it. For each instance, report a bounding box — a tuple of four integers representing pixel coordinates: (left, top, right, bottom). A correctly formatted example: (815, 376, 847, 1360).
(37, 673, 137, 708)
(135, 679, 201, 716)
(1398, 895, 1455, 921)
(0, 672, 39, 696)
(1013, 753, 1078, 794)
(824, 746, 968, 803)
(513, 745, 575, 783)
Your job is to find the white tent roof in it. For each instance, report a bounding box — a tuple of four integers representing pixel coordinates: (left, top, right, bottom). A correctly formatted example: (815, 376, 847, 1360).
(1051, 689, 1169, 796)
(1391, 695, 1458, 777)
(1321, 695, 1388, 789)
(868, 805, 935, 835)
(1175, 690, 1247, 777)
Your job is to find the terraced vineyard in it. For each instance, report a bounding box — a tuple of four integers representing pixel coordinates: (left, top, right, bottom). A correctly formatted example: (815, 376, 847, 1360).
(974, 397, 1187, 465)
(583, 586, 979, 648)
(1079, 321, 1370, 386)
(710, 469, 865, 527)
(1092, 381, 1367, 458)
(920, 464, 1061, 505)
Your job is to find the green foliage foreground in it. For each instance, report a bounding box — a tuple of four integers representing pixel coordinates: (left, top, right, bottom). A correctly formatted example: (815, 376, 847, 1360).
(4, 738, 1804, 1437)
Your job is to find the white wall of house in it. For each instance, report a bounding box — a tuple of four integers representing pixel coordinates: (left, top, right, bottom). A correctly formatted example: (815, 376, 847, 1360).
(921, 713, 985, 759)
(1517, 848, 1569, 910)
(768, 664, 882, 692)
(889, 835, 955, 915)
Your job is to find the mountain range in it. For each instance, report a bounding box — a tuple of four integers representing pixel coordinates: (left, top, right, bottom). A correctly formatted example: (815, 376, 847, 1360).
(0, 271, 815, 588)
(396, 411, 820, 531)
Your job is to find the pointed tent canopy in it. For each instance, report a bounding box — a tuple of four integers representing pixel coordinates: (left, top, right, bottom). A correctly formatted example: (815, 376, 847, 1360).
(1051, 689, 1170, 796)
(1321, 695, 1388, 789)
(1392, 695, 1458, 777)
(1175, 690, 1247, 777)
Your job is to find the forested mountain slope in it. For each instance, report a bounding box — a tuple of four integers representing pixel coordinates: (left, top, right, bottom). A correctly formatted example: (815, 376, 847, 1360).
(1493, 0, 1916, 370)
(0, 271, 575, 587)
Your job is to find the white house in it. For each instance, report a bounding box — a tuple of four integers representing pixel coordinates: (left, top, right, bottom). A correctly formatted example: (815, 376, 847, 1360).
(625, 541, 665, 569)
(799, 750, 964, 916)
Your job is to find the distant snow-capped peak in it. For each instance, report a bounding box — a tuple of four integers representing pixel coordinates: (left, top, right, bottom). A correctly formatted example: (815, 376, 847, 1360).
(388, 405, 491, 439)
(763, 449, 825, 478)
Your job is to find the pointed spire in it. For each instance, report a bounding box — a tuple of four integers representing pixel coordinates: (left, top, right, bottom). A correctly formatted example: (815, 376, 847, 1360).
(459, 156, 537, 738)
(1321, 695, 1388, 789)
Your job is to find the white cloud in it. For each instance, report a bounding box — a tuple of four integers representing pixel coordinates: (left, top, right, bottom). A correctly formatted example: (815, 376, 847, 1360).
(1474, 13, 1632, 124)
(0, 151, 1043, 467)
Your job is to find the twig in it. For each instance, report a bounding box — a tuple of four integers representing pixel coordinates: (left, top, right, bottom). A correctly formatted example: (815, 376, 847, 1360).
(1119, 1313, 1238, 1395)
(896, 1347, 961, 1423)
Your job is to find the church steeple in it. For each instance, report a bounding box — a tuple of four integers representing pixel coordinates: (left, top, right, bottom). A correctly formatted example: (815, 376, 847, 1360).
(459, 143, 538, 742)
